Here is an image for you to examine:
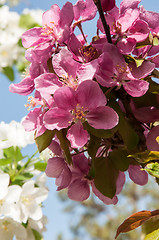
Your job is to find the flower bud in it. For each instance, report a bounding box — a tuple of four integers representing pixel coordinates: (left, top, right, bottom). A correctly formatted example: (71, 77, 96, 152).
(100, 0, 115, 11)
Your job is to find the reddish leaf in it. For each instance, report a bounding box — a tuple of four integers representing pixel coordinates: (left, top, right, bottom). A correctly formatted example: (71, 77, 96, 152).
(115, 210, 159, 239)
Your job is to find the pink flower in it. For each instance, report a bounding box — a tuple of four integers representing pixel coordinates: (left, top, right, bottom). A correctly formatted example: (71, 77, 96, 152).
(52, 48, 98, 89)
(68, 153, 125, 204)
(95, 43, 154, 97)
(44, 80, 118, 148)
(22, 3, 74, 49)
(45, 157, 72, 191)
(73, 0, 97, 24)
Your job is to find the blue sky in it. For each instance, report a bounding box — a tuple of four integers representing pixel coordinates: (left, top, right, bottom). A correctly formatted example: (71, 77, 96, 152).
(0, 0, 158, 239)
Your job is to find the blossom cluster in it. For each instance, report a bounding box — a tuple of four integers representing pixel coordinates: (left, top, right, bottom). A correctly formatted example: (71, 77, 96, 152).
(9, 0, 159, 204)
(0, 4, 43, 79)
(0, 121, 48, 240)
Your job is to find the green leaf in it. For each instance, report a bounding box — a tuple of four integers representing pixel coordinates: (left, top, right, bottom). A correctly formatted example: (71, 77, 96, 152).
(93, 157, 119, 198)
(2, 66, 14, 81)
(109, 149, 130, 171)
(34, 162, 47, 172)
(19, 14, 41, 29)
(35, 130, 55, 153)
(56, 130, 72, 165)
(146, 162, 159, 178)
(84, 121, 118, 138)
(129, 151, 159, 163)
(32, 229, 43, 240)
(136, 33, 153, 49)
(142, 218, 159, 237)
(153, 37, 159, 46)
(109, 99, 139, 149)
(135, 59, 144, 67)
(13, 172, 33, 181)
(144, 228, 159, 240)
(0, 158, 12, 166)
(88, 134, 101, 158)
(3, 146, 24, 162)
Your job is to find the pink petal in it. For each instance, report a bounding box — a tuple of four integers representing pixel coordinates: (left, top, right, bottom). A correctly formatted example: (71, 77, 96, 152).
(44, 107, 73, 130)
(35, 73, 62, 97)
(146, 126, 159, 151)
(53, 48, 80, 80)
(67, 122, 88, 148)
(128, 165, 148, 186)
(56, 166, 72, 190)
(49, 140, 62, 156)
(76, 80, 106, 110)
(129, 61, 155, 79)
(45, 157, 66, 178)
(86, 106, 119, 129)
(120, 0, 141, 14)
(117, 38, 136, 54)
(134, 107, 159, 124)
(60, 2, 74, 28)
(22, 108, 41, 131)
(116, 171, 125, 195)
(68, 179, 90, 201)
(54, 86, 77, 110)
(123, 80, 149, 97)
(129, 20, 149, 42)
(9, 77, 34, 95)
(72, 153, 90, 174)
(77, 59, 98, 83)
(22, 27, 46, 48)
(42, 4, 60, 27)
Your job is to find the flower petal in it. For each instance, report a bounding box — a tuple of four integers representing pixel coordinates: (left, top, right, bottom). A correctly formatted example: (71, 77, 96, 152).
(128, 165, 148, 186)
(67, 122, 88, 148)
(87, 106, 119, 129)
(68, 179, 90, 201)
(76, 80, 106, 110)
(44, 107, 72, 130)
(45, 157, 66, 178)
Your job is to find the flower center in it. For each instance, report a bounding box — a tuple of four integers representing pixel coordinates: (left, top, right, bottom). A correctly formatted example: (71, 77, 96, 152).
(79, 45, 99, 63)
(25, 96, 43, 110)
(72, 104, 87, 123)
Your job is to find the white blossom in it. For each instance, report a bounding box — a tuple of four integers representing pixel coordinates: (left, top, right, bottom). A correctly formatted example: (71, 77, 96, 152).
(17, 180, 48, 223)
(0, 120, 34, 151)
(0, 216, 27, 240)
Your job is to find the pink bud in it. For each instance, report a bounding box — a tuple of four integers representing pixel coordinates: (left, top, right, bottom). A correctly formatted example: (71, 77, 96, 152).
(100, 0, 115, 12)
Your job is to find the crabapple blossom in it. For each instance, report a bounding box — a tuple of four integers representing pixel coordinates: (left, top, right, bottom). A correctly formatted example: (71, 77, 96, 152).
(9, 0, 159, 210)
(44, 80, 118, 148)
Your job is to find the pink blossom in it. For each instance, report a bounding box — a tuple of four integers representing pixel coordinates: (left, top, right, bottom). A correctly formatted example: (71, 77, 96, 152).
(73, 0, 97, 24)
(44, 80, 118, 148)
(95, 43, 154, 97)
(68, 153, 125, 204)
(22, 3, 74, 49)
(52, 48, 98, 89)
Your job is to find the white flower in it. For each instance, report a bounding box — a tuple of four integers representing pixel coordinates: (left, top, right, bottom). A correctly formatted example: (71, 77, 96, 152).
(0, 120, 34, 150)
(0, 216, 27, 240)
(0, 185, 22, 222)
(17, 180, 48, 223)
(0, 173, 10, 200)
